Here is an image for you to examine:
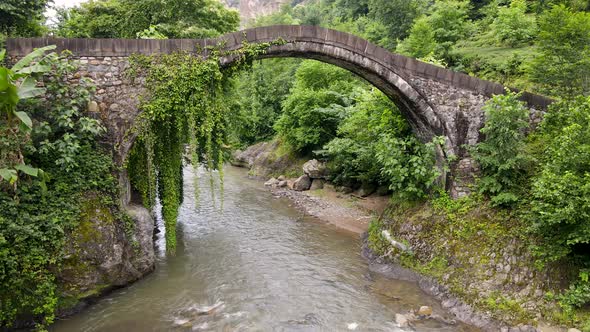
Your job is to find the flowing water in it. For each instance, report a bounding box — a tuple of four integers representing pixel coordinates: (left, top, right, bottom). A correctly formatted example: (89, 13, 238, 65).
(51, 166, 478, 332)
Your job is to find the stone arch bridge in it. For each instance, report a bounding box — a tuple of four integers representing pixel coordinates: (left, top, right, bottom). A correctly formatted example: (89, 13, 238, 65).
(6, 25, 552, 199)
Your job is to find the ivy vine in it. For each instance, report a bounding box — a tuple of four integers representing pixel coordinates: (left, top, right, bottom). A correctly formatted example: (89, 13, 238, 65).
(127, 38, 286, 252)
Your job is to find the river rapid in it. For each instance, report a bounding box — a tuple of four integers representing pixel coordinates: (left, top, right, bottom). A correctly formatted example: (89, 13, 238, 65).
(50, 166, 478, 332)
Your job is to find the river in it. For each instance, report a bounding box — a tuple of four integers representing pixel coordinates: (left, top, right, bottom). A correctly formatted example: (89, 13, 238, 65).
(50, 166, 478, 332)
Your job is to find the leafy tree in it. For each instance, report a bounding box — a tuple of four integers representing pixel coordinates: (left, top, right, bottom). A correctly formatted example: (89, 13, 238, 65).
(528, 5, 590, 97)
(367, 0, 427, 49)
(230, 58, 300, 146)
(274, 60, 357, 153)
(55, 0, 239, 38)
(471, 91, 532, 206)
(397, 0, 471, 61)
(396, 17, 437, 58)
(491, 0, 536, 46)
(0, 0, 50, 36)
(428, 0, 472, 60)
(323, 89, 411, 188)
(529, 97, 590, 264)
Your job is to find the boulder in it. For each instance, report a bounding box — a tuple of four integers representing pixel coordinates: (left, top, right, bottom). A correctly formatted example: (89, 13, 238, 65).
(277, 175, 286, 181)
(356, 183, 376, 197)
(395, 313, 409, 328)
(87, 100, 100, 113)
(336, 186, 353, 194)
(58, 196, 155, 313)
(264, 177, 279, 187)
(278, 180, 288, 188)
(417, 306, 432, 317)
(230, 150, 249, 168)
(310, 179, 325, 190)
(302, 159, 327, 179)
(293, 175, 312, 191)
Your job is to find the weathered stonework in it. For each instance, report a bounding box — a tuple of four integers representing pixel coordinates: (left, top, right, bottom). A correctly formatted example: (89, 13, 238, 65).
(6, 25, 553, 199)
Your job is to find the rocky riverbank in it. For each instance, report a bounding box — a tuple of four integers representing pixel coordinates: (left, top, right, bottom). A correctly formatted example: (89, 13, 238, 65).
(258, 174, 568, 332)
(232, 141, 574, 332)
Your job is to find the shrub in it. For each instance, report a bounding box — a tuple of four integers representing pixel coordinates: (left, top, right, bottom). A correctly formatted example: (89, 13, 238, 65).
(529, 97, 590, 264)
(491, 0, 536, 47)
(471, 91, 532, 206)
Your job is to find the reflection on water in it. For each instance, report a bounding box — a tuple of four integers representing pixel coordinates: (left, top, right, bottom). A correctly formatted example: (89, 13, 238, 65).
(51, 166, 478, 332)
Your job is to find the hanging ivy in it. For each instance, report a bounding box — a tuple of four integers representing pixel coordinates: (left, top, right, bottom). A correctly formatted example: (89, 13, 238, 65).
(127, 39, 285, 252)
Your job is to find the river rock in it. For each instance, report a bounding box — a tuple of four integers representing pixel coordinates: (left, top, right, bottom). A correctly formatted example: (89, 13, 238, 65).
(336, 186, 353, 194)
(278, 175, 286, 181)
(265, 177, 279, 187)
(356, 183, 376, 197)
(395, 313, 409, 328)
(417, 306, 432, 316)
(293, 175, 312, 191)
(87, 100, 99, 113)
(310, 179, 325, 190)
(230, 149, 249, 167)
(278, 180, 288, 188)
(302, 159, 327, 179)
(58, 196, 155, 313)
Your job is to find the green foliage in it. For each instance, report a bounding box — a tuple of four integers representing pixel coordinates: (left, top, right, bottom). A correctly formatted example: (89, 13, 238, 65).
(322, 88, 439, 200)
(528, 5, 590, 97)
(396, 17, 437, 58)
(376, 135, 442, 201)
(491, 0, 537, 46)
(559, 270, 590, 309)
(472, 91, 532, 206)
(27, 51, 106, 172)
(529, 97, 590, 264)
(323, 89, 409, 187)
(55, 0, 239, 39)
(0, 0, 49, 36)
(367, 0, 427, 49)
(229, 59, 300, 146)
(274, 60, 357, 154)
(0, 51, 119, 330)
(127, 40, 282, 252)
(0, 45, 56, 189)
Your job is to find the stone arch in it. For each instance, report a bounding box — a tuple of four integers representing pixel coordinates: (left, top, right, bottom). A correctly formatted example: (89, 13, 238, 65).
(6, 25, 553, 199)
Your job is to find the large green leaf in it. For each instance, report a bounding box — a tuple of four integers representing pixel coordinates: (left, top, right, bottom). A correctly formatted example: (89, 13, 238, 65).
(14, 164, 39, 177)
(0, 168, 18, 183)
(0, 67, 10, 91)
(0, 84, 19, 108)
(17, 76, 45, 99)
(14, 111, 33, 129)
(17, 64, 51, 75)
(0, 49, 5, 62)
(12, 45, 56, 72)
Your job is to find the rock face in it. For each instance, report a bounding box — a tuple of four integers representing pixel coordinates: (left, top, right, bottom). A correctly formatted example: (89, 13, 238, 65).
(303, 159, 327, 179)
(58, 196, 155, 312)
(231, 140, 306, 179)
(293, 175, 312, 191)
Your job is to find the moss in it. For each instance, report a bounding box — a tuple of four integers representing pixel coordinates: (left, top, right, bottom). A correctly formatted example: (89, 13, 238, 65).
(57, 283, 111, 313)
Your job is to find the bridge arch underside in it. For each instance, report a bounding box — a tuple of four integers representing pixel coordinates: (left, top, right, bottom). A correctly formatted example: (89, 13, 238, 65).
(224, 41, 452, 158)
